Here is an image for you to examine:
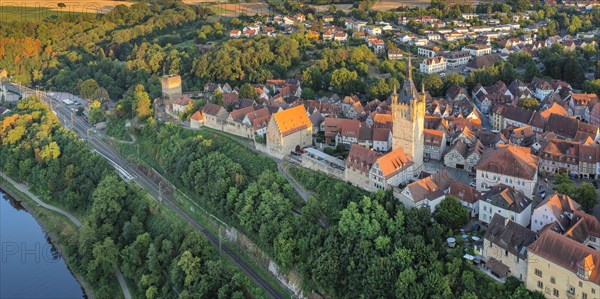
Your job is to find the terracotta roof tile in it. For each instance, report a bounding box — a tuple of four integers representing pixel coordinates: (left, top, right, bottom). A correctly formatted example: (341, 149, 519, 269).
(345, 144, 381, 174)
(529, 229, 600, 285)
(475, 145, 539, 180)
(376, 147, 413, 178)
(272, 105, 311, 136)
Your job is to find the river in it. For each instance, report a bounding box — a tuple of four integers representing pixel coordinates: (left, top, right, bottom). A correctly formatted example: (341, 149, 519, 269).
(0, 191, 84, 299)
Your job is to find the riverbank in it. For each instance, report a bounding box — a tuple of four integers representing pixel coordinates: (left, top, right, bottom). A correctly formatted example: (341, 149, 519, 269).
(0, 177, 94, 298)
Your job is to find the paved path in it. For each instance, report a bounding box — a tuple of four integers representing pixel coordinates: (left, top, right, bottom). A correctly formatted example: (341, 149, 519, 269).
(1, 173, 82, 227)
(277, 161, 313, 202)
(1, 172, 132, 299)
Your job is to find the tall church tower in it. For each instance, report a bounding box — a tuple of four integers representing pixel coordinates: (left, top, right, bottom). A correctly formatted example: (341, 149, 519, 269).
(392, 57, 426, 175)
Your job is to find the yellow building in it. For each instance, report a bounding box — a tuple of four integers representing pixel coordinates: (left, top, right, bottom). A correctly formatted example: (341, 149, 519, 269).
(161, 74, 182, 102)
(266, 105, 313, 158)
(391, 57, 426, 175)
(527, 229, 600, 299)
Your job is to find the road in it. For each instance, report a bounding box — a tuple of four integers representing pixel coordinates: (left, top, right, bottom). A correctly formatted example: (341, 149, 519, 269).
(9, 83, 289, 299)
(0, 172, 132, 299)
(277, 160, 313, 202)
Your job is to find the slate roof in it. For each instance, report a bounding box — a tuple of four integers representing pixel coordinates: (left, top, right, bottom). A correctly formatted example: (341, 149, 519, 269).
(485, 214, 537, 260)
(481, 184, 532, 213)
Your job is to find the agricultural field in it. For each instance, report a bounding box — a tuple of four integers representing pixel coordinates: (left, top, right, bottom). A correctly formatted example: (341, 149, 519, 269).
(183, 0, 271, 17)
(308, 3, 354, 13)
(0, 6, 91, 22)
(0, 0, 133, 15)
(371, 0, 498, 10)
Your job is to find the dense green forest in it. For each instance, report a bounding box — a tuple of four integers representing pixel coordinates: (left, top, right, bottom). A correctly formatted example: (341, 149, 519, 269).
(0, 97, 263, 299)
(121, 123, 543, 299)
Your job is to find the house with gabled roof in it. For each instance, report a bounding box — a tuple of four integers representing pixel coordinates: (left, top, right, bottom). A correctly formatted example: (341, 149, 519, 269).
(444, 139, 484, 172)
(345, 144, 381, 190)
(531, 193, 581, 233)
(172, 96, 192, 114)
(571, 93, 599, 120)
(448, 181, 481, 217)
(372, 128, 392, 151)
(395, 169, 454, 213)
(475, 145, 539, 198)
(423, 129, 446, 161)
(526, 214, 600, 298)
(478, 184, 532, 227)
(242, 107, 271, 137)
(266, 105, 313, 158)
(369, 147, 414, 191)
(202, 103, 229, 130)
(190, 111, 204, 129)
(483, 214, 537, 281)
(539, 139, 580, 176)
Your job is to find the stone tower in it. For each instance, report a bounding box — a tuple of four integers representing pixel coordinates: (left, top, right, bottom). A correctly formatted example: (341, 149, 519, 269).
(391, 57, 426, 175)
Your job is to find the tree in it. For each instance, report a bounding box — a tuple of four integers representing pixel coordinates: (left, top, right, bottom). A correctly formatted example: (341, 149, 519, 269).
(301, 87, 315, 100)
(443, 72, 465, 90)
(423, 74, 444, 97)
(434, 196, 469, 229)
(518, 97, 539, 111)
(583, 79, 600, 95)
(178, 250, 201, 287)
(330, 68, 359, 94)
(367, 78, 391, 100)
(57, 2, 66, 8)
(86, 238, 118, 284)
(134, 84, 152, 120)
(524, 61, 541, 82)
(574, 183, 598, 212)
(239, 83, 258, 101)
(88, 107, 104, 125)
(554, 174, 575, 196)
(79, 79, 100, 99)
(40, 141, 61, 161)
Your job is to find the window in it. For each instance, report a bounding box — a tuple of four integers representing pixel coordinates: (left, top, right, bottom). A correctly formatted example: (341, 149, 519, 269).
(553, 289, 559, 297)
(591, 236, 596, 242)
(568, 286, 575, 295)
(583, 292, 588, 299)
(537, 281, 543, 289)
(579, 282, 583, 288)
(592, 288, 596, 294)
(505, 250, 508, 256)
(550, 277, 555, 284)
(535, 269, 542, 277)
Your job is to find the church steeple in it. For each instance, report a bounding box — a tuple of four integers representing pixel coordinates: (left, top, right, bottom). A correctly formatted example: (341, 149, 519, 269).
(399, 55, 419, 104)
(408, 55, 412, 80)
(391, 82, 398, 104)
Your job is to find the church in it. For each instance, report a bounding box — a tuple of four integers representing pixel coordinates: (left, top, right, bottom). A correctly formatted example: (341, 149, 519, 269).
(344, 58, 426, 192)
(391, 57, 426, 176)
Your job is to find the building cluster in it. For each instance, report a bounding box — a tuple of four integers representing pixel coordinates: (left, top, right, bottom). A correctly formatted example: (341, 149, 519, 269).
(479, 193, 600, 299)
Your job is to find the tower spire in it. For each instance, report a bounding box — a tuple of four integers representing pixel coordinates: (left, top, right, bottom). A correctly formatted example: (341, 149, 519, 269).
(408, 55, 412, 80)
(393, 82, 397, 95)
